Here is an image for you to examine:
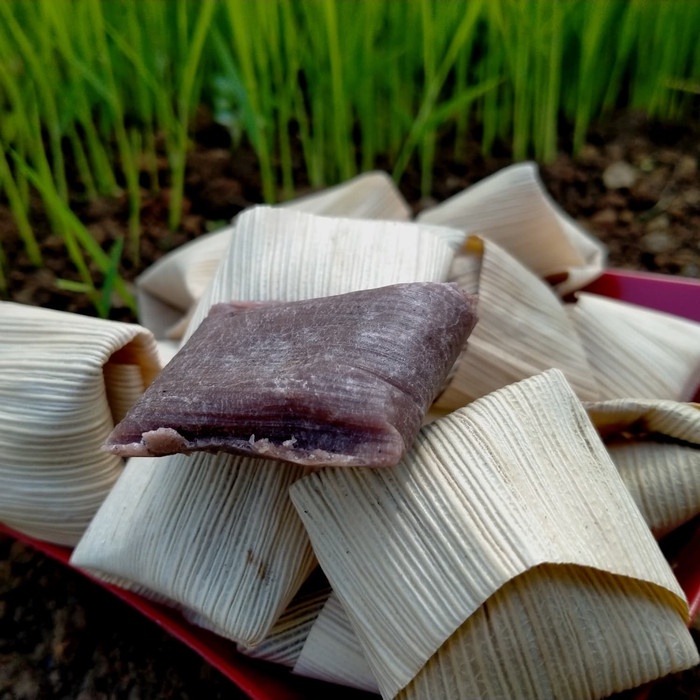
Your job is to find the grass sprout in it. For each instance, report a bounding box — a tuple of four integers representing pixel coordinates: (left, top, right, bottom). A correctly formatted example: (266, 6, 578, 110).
(1, 0, 698, 316)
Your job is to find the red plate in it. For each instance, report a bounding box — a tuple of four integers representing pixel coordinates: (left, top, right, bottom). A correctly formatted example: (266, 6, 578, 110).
(2, 268, 700, 700)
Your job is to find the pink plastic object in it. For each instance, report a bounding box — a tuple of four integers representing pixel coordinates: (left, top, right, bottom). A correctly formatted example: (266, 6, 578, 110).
(2, 268, 700, 700)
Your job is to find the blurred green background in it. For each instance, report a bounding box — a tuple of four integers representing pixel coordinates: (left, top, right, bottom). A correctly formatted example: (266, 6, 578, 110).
(1, 0, 699, 314)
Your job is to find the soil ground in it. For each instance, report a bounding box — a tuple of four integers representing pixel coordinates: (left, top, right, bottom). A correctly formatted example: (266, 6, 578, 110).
(1, 110, 699, 698)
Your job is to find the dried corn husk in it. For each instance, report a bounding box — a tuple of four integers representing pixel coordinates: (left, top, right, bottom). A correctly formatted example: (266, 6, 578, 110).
(184, 205, 462, 341)
(290, 369, 697, 699)
(278, 170, 411, 221)
(136, 227, 234, 339)
(70, 453, 317, 646)
(434, 236, 599, 411)
(568, 293, 700, 401)
(585, 399, 700, 537)
(136, 170, 412, 338)
(236, 574, 332, 667)
(293, 590, 380, 694)
(155, 339, 179, 367)
(0, 302, 160, 546)
(235, 576, 380, 694)
(417, 161, 607, 295)
(74, 206, 461, 645)
(399, 562, 695, 700)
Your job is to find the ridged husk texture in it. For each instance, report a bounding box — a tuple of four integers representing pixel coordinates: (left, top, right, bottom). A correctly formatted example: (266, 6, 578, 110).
(417, 161, 606, 295)
(585, 399, 700, 537)
(0, 302, 160, 545)
(290, 369, 697, 699)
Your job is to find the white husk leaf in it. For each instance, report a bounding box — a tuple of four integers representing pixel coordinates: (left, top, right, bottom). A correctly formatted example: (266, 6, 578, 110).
(236, 578, 332, 667)
(417, 161, 607, 294)
(585, 398, 700, 443)
(568, 293, 700, 401)
(235, 573, 380, 693)
(184, 205, 461, 341)
(136, 170, 412, 338)
(278, 170, 411, 221)
(0, 302, 160, 546)
(398, 563, 697, 700)
(293, 591, 380, 694)
(585, 399, 700, 537)
(155, 339, 180, 367)
(608, 441, 700, 538)
(290, 369, 693, 699)
(73, 205, 461, 645)
(434, 236, 600, 410)
(70, 453, 317, 647)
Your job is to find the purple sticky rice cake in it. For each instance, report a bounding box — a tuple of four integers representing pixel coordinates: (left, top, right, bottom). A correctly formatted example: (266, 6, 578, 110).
(104, 282, 478, 467)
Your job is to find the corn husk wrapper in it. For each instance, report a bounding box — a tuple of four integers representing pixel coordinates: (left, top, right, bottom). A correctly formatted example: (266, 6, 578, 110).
(236, 576, 332, 667)
(290, 369, 697, 699)
(155, 339, 179, 367)
(136, 227, 233, 339)
(400, 562, 695, 700)
(136, 170, 412, 339)
(293, 591, 380, 694)
(417, 161, 607, 295)
(73, 205, 461, 645)
(434, 236, 599, 411)
(278, 170, 411, 221)
(568, 293, 700, 401)
(184, 205, 462, 341)
(71, 453, 316, 646)
(235, 578, 380, 694)
(585, 399, 700, 537)
(0, 302, 160, 546)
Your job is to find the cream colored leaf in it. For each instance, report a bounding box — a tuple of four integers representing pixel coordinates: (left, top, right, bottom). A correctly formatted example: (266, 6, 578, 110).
(279, 170, 411, 221)
(568, 293, 700, 401)
(585, 399, 700, 537)
(70, 453, 317, 646)
(235, 576, 380, 693)
(0, 302, 160, 546)
(136, 227, 233, 338)
(434, 236, 600, 411)
(585, 398, 700, 443)
(290, 369, 692, 698)
(184, 205, 461, 341)
(136, 170, 412, 338)
(399, 563, 698, 700)
(236, 576, 332, 667)
(293, 591, 380, 694)
(417, 162, 607, 294)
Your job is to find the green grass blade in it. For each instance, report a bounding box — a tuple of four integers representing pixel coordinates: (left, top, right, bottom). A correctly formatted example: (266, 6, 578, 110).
(11, 151, 136, 316)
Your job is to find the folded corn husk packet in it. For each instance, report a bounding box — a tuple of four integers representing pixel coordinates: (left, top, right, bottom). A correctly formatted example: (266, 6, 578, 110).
(235, 570, 379, 694)
(417, 161, 607, 295)
(290, 369, 699, 699)
(136, 170, 412, 339)
(433, 235, 600, 411)
(71, 452, 317, 646)
(584, 399, 700, 538)
(0, 302, 160, 546)
(568, 292, 700, 401)
(135, 162, 604, 342)
(71, 204, 468, 646)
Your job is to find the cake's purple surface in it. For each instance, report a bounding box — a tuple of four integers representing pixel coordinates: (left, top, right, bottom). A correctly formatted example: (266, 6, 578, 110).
(104, 282, 478, 467)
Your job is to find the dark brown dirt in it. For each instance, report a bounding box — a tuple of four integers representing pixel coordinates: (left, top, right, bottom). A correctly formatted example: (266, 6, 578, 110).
(1, 110, 699, 699)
